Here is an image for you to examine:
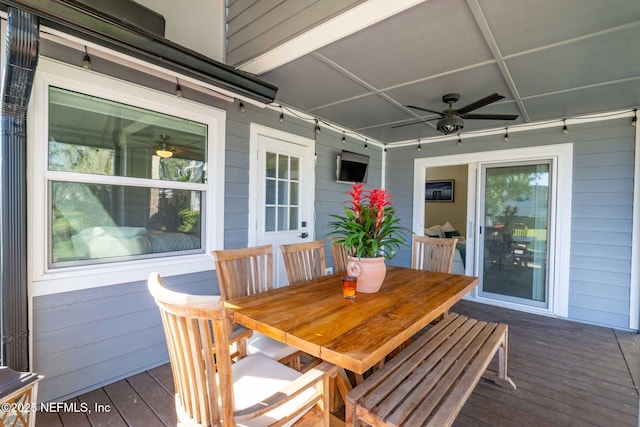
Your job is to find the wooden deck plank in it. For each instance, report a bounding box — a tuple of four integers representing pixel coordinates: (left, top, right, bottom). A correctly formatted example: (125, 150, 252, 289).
(35, 300, 639, 427)
(82, 387, 127, 426)
(103, 378, 165, 427)
(126, 371, 176, 425)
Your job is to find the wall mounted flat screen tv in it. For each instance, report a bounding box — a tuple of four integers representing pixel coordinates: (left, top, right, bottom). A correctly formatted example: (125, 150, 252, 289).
(337, 150, 369, 183)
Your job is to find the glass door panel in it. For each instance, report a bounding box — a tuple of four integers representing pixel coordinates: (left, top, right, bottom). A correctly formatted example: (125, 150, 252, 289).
(479, 162, 550, 307)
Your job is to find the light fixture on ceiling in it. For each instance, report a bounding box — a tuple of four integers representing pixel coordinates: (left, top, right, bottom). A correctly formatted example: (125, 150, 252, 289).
(82, 46, 91, 70)
(562, 119, 568, 134)
(417, 139, 421, 151)
(279, 107, 284, 123)
(504, 128, 509, 142)
(175, 78, 182, 98)
(156, 134, 174, 158)
(239, 101, 246, 113)
(342, 131, 346, 144)
(632, 109, 637, 127)
(437, 115, 464, 135)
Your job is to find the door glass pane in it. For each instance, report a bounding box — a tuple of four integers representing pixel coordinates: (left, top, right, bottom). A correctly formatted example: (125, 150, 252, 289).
(265, 179, 276, 204)
(277, 207, 288, 231)
(266, 152, 277, 177)
(278, 180, 288, 204)
(265, 207, 276, 232)
(481, 163, 549, 305)
(278, 155, 289, 179)
(290, 157, 299, 180)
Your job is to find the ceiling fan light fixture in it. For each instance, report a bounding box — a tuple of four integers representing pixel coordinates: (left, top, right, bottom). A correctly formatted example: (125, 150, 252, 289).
(156, 148, 173, 158)
(156, 134, 174, 158)
(437, 116, 464, 134)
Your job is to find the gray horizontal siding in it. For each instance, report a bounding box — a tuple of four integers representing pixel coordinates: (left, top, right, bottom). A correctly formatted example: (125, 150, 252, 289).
(570, 127, 634, 328)
(226, 0, 364, 66)
(33, 270, 217, 402)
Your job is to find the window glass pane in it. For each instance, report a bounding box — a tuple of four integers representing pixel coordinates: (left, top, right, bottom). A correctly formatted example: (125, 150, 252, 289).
(278, 154, 289, 179)
(48, 87, 207, 182)
(265, 179, 276, 204)
(266, 152, 276, 178)
(290, 157, 299, 180)
(49, 141, 115, 175)
(265, 207, 276, 232)
(278, 180, 288, 204)
(51, 181, 202, 265)
(289, 207, 298, 231)
(277, 207, 288, 231)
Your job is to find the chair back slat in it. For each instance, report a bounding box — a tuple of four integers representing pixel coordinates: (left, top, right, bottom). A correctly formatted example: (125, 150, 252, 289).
(412, 235, 458, 273)
(330, 238, 352, 273)
(212, 245, 273, 299)
(148, 273, 233, 426)
(280, 240, 326, 284)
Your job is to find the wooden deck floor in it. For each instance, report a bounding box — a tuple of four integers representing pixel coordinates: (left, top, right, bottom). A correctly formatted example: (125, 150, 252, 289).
(36, 300, 640, 426)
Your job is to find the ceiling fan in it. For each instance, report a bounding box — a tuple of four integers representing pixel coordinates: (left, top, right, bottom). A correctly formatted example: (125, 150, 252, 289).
(393, 93, 518, 134)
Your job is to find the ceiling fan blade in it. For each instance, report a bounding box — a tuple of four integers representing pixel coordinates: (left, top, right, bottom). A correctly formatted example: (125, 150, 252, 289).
(463, 113, 519, 120)
(406, 105, 442, 115)
(455, 93, 504, 115)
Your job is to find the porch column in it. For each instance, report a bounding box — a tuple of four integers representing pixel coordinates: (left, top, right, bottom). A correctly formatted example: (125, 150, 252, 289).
(1, 7, 39, 371)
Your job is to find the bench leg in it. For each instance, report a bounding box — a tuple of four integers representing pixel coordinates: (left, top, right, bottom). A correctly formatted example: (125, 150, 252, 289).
(481, 325, 516, 389)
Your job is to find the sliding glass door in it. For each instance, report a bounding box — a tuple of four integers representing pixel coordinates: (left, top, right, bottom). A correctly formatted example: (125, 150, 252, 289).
(478, 162, 551, 307)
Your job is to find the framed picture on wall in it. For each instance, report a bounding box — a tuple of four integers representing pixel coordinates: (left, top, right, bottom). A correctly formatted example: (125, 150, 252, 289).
(425, 179, 454, 202)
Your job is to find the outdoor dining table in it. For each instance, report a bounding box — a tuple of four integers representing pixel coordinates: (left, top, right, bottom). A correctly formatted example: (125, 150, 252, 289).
(224, 265, 480, 401)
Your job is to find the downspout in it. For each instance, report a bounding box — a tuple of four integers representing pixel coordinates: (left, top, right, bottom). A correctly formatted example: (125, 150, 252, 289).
(0, 7, 38, 370)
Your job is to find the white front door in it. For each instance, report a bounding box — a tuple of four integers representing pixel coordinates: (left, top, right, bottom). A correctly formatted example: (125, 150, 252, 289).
(249, 125, 315, 286)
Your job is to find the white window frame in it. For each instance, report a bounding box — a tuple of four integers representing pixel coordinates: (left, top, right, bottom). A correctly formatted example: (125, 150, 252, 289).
(28, 58, 226, 296)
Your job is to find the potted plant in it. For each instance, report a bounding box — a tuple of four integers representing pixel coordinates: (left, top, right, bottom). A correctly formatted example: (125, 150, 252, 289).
(327, 183, 412, 292)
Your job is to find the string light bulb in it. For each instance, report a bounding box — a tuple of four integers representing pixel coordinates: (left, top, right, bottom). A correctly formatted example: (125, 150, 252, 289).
(562, 119, 568, 134)
(82, 46, 91, 70)
(504, 128, 509, 142)
(632, 109, 637, 127)
(417, 139, 421, 152)
(238, 101, 246, 113)
(315, 119, 321, 134)
(384, 146, 387, 152)
(175, 78, 182, 98)
(341, 131, 346, 144)
(457, 134, 462, 146)
(364, 139, 368, 150)
(279, 107, 284, 123)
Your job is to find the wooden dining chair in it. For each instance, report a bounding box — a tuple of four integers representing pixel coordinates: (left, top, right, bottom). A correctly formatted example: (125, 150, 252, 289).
(280, 240, 327, 284)
(212, 245, 305, 370)
(412, 235, 459, 273)
(148, 272, 337, 427)
(329, 238, 351, 273)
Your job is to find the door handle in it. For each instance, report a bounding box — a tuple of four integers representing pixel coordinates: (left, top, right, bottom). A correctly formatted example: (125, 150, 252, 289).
(298, 232, 308, 239)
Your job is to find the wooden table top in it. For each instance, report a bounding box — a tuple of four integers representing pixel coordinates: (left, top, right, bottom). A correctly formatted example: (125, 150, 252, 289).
(225, 266, 479, 375)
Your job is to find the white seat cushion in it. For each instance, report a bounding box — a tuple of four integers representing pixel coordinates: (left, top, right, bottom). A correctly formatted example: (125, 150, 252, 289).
(247, 332, 299, 361)
(232, 353, 319, 427)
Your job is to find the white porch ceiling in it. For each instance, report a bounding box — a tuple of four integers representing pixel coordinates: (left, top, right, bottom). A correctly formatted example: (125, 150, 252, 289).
(240, 0, 640, 144)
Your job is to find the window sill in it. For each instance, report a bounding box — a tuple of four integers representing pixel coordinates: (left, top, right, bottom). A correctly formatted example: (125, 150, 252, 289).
(31, 253, 214, 296)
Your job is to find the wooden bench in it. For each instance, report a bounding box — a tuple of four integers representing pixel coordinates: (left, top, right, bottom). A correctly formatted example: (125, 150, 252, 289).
(345, 313, 516, 427)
